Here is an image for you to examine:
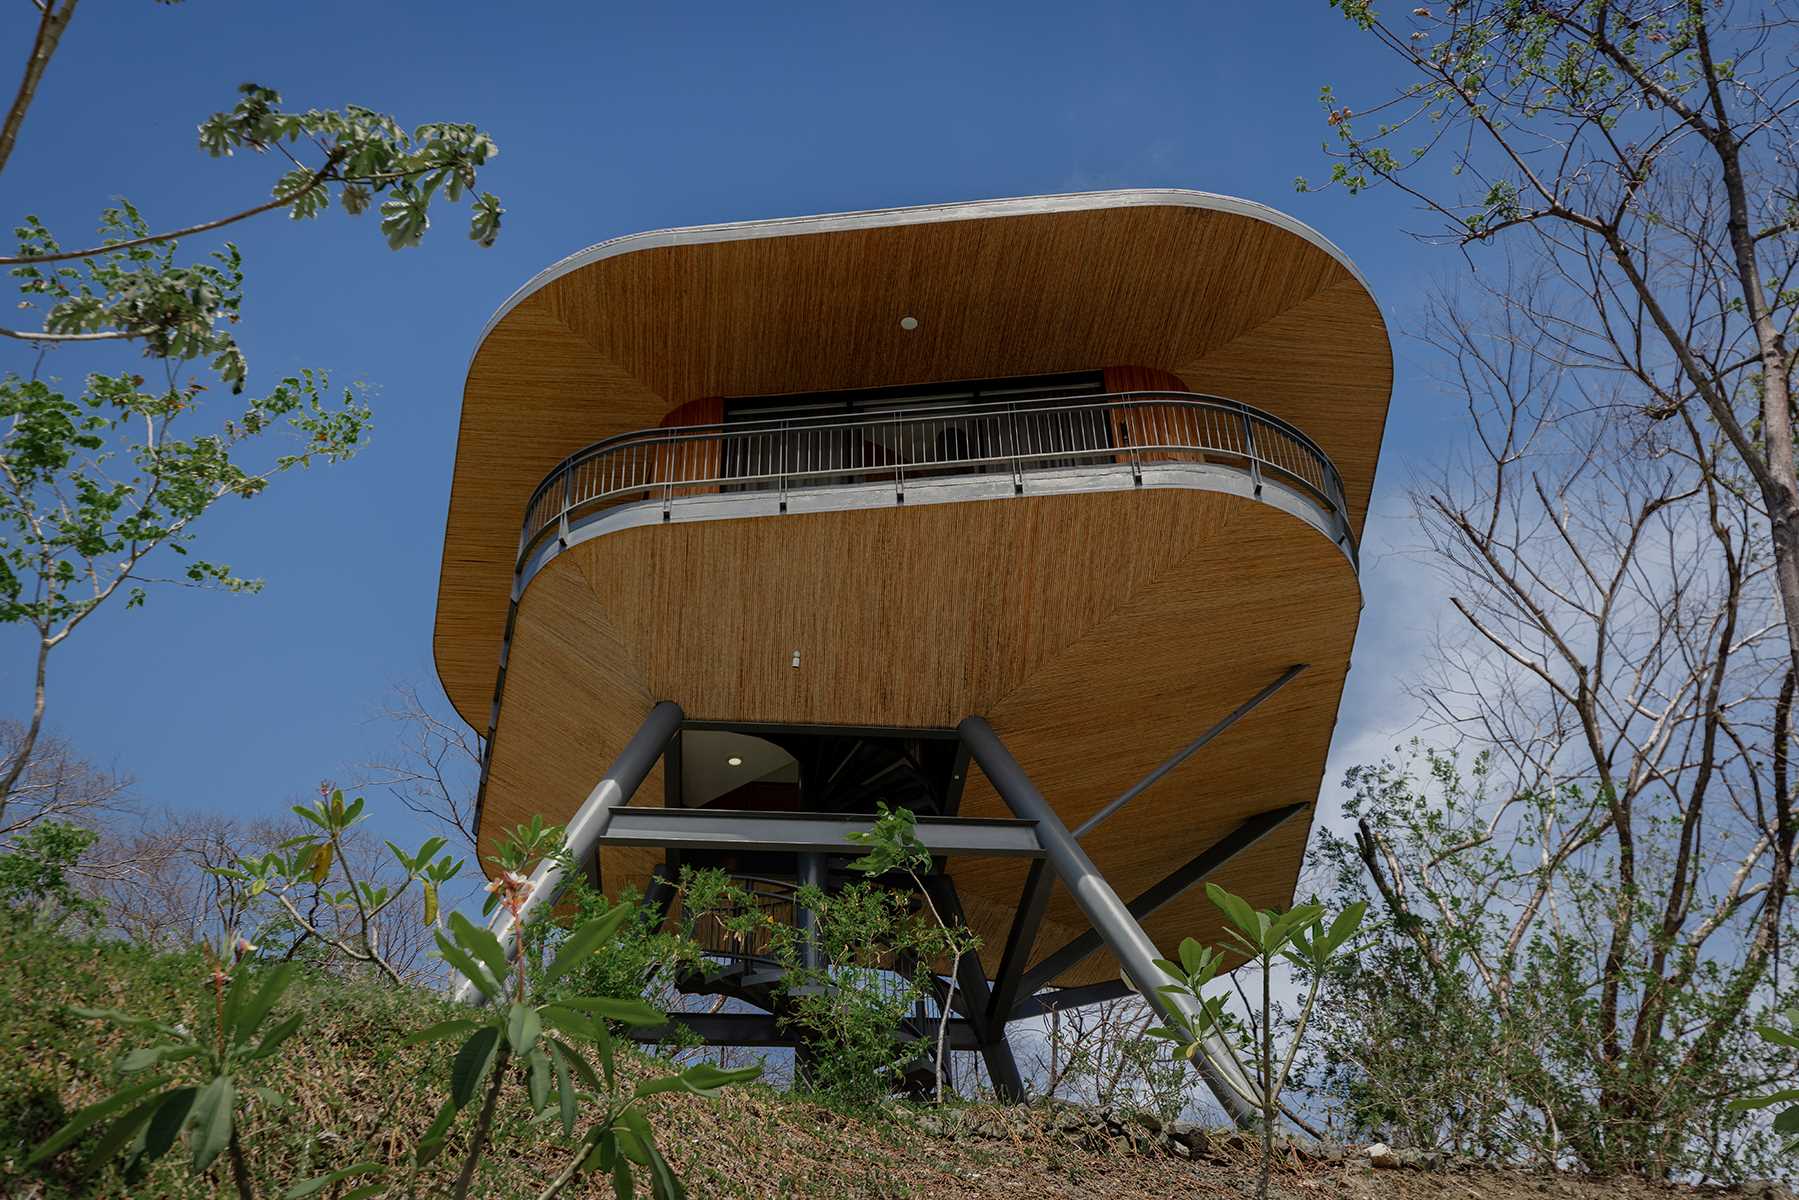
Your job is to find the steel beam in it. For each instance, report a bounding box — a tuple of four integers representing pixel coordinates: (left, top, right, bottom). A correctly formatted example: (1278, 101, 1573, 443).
(985, 859, 1054, 1029)
(957, 715, 1259, 1126)
(1018, 802, 1308, 996)
(922, 875, 1026, 1102)
(625, 1011, 984, 1051)
(595, 807, 1044, 859)
(1009, 979, 1135, 1019)
(453, 700, 683, 1005)
(1071, 664, 1307, 838)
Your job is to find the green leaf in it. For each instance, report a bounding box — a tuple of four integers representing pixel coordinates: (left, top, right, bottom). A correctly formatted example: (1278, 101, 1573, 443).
(397, 1018, 480, 1049)
(140, 1086, 199, 1164)
(434, 930, 499, 999)
(118, 1044, 198, 1073)
(618, 1105, 654, 1145)
(69, 1006, 176, 1034)
(548, 997, 666, 1027)
(540, 1005, 597, 1042)
(220, 967, 252, 1037)
(242, 1012, 303, 1061)
(235, 962, 298, 1043)
(508, 1003, 542, 1057)
(1264, 903, 1322, 953)
(415, 1099, 457, 1168)
(1205, 883, 1262, 942)
(1177, 937, 1207, 977)
(281, 1162, 384, 1199)
(594, 1018, 616, 1089)
(82, 1094, 166, 1177)
(541, 903, 635, 989)
(1755, 1023, 1799, 1050)
(188, 1075, 234, 1173)
(646, 1143, 686, 1200)
(1730, 1090, 1799, 1111)
(633, 1062, 760, 1101)
(292, 805, 329, 830)
(450, 911, 511, 985)
(1777, 1106, 1799, 1135)
(585, 1129, 617, 1173)
(616, 1124, 651, 1164)
(612, 1154, 635, 1199)
(26, 1077, 170, 1164)
(528, 1047, 551, 1114)
(551, 1042, 577, 1136)
(550, 1037, 603, 1092)
(1322, 900, 1367, 954)
(451, 1026, 501, 1109)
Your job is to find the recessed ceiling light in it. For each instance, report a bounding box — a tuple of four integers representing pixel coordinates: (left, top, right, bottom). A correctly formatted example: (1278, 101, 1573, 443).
(726, 756, 744, 767)
(899, 315, 919, 331)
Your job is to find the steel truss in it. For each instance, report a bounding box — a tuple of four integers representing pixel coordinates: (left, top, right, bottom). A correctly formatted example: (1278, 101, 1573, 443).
(454, 668, 1311, 1124)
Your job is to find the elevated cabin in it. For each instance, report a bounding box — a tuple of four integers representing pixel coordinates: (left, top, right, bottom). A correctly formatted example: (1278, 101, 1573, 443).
(434, 189, 1391, 1103)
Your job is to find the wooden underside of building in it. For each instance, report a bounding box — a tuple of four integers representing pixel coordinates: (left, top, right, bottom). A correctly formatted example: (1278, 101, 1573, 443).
(481, 485, 1360, 988)
(435, 194, 1391, 731)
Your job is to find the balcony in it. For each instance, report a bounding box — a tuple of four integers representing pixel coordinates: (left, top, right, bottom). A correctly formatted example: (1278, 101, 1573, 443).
(514, 391, 1358, 583)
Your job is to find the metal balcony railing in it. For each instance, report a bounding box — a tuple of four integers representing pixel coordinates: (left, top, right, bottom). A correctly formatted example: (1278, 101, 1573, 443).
(678, 874, 796, 971)
(518, 391, 1356, 568)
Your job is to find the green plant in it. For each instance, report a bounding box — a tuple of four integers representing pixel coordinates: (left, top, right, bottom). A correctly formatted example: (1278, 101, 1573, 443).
(680, 865, 950, 1107)
(848, 801, 982, 1103)
(210, 786, 462, 984)
(0, 818, 99, 929)
(1150, 883, 1364, 1200)
(24, 946, 304, 1197)
(420, 846, 759, 1200)
(531, 881, 706, 1014)
(1729, 1007, 1799, 1152)
(1307, 749, 1797, 1175)
(0, 23, 504, 829)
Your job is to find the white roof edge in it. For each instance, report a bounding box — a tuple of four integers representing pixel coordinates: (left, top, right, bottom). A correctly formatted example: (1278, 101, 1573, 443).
(472, 188, 1378, 359)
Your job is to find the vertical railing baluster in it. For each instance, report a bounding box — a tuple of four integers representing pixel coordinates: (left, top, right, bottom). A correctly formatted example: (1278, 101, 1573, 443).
(1009, 402, 1023, 494)
(894, 410, 905, 503)
(1240, 405, 1263, 498)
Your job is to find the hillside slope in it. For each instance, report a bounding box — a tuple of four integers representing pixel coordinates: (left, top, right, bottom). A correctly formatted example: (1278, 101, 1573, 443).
(1, 927, 1785, 1199)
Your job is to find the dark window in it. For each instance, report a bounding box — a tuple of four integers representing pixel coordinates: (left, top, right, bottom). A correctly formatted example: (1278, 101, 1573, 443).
(717, 372, 1113, 482)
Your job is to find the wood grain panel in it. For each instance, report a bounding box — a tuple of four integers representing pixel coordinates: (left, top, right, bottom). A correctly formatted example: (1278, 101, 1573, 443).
(1104, 365, 1192, 464)
(436, 195, 1392, 729)
(655, 396, 723, 498)
(480, 486, 1360, 987)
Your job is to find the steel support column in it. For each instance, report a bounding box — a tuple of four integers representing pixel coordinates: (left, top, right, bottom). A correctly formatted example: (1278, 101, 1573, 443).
(453, 700, 683, 1005)
(985, 859, 1054, 1030)
(922, 875, 1026, 1102)
(794, 851, 827, 977)
(957, 715, 1258, 1126)
(1018, 802, 1308, 996)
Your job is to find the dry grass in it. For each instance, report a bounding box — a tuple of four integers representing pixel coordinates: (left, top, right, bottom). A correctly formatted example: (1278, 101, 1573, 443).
(1, 926, 1786, 1199)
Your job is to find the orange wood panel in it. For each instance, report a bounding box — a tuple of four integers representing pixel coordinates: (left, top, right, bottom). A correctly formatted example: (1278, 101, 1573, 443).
(1105, 365, 1192, 465)
(655, 396, 724, 497)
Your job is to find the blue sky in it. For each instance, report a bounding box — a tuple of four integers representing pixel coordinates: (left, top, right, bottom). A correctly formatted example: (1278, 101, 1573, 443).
(2, 0, 1459, 844)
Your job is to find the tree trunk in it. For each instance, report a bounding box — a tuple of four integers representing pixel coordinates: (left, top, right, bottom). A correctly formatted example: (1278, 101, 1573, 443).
(0, 635, 52, 829)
